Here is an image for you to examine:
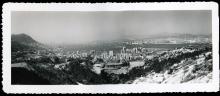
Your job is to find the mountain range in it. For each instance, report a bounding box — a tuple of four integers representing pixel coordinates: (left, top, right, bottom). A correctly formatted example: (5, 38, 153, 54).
(11, 33, 212, 50)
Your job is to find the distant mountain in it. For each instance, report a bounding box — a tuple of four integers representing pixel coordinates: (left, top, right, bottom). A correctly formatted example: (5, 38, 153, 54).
(168, 33, 211, 39)
(11, 33, 43, 52)
(136, 33, 212, 40)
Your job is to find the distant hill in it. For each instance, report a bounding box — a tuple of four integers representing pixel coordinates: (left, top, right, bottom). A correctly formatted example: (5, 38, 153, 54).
(12, 33, 38, 44)
(90, 33, 212, 43)
(134, 33, 212, 40)
(11, 33, 43, 52)
(168, 33, 211, 39)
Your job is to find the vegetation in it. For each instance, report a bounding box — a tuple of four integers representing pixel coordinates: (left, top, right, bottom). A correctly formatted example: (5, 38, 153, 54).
(11, 67, 50, 85)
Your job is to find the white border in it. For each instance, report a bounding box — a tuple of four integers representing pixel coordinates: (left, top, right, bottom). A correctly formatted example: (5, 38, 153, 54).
(2, 2, 219, 93)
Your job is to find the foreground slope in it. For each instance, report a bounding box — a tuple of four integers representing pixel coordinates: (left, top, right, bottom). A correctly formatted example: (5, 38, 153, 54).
(132, 49, 212, 84)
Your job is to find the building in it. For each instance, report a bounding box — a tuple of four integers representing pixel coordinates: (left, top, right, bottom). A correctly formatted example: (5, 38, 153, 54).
(121, 47, 126, 53)
(101, 51, 108, 59)
(76, 51, 80, 54)
(82, 52, 88, 57)
(109, 50, 114, 57)
(103, 63, 124, 69)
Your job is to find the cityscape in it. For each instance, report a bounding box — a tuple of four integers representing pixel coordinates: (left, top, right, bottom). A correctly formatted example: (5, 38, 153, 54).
(11, 33, 212, 84)
(11, 10, 213, 85)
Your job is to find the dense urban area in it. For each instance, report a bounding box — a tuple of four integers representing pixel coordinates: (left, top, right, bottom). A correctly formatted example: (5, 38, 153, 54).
(11, 33, 212, 84)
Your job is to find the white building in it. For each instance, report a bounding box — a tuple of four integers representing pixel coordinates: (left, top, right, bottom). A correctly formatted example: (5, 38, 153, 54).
(109, 50, 114, 57)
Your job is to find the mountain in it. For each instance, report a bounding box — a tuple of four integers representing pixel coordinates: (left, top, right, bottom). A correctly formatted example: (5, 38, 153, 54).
(131, 33, 212, 41)
(11, 33, 43, 52)
(12, 33, 38, 44)
(168, 33, 211, 39)
(91, 33, 211, 43)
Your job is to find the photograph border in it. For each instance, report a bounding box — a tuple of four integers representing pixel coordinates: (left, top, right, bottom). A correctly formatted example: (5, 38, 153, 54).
(2, 2, 219, 93)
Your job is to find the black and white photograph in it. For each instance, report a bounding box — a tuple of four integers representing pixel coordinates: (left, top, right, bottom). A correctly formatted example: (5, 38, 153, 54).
(2, 3, 219, 93)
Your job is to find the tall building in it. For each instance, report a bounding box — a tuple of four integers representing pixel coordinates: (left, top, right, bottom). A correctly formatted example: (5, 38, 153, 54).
(109, 50, 114, 57)
(76, 51, 79, 54)
(102, 51, 108, 59)
(121, 47, 126, 53)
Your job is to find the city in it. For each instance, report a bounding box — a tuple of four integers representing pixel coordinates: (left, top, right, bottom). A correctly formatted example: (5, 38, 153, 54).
(11, 33, 212, 84)
(10, 10, 213, 85)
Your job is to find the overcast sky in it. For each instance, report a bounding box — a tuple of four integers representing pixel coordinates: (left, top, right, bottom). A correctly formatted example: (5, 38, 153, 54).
(11, 10, 212, 44)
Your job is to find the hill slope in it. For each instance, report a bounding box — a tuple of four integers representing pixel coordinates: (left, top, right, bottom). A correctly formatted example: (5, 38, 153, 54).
(12, 33, 38, 44)
(11, 34, 44, 52)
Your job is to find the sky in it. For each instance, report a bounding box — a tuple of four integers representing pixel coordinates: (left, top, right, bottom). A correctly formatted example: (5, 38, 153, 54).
(11, 10, 212, 45)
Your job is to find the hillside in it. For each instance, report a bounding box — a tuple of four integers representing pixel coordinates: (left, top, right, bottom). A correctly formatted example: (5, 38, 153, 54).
(132, 49, 212, 84)
(11, 67, 51, 84)
(11, 34, 44, 52)
(12, 33, 38, 44)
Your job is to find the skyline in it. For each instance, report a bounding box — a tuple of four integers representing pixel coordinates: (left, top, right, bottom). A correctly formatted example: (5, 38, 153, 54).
(12, 10, 212, 44)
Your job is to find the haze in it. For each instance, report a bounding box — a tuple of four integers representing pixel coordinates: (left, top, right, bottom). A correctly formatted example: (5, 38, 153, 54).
(11, 10, 212, 45)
